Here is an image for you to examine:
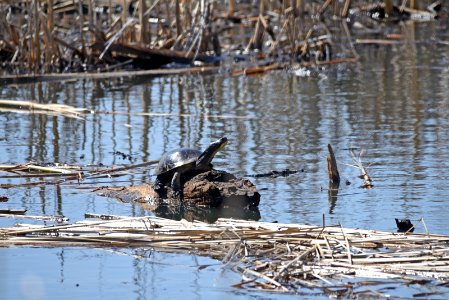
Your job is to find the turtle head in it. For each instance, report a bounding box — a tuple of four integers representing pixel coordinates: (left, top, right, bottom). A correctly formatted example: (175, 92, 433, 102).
(196, 137, 228, 169)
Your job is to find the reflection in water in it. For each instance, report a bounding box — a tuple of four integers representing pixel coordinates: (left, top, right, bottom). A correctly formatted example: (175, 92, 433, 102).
(328, 182, 340, 214)
(1, 21, 449, 299)
(148, 204, 261, 223)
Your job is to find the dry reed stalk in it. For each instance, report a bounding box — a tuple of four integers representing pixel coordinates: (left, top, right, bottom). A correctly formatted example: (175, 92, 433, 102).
(0, 160, 157, 188)
(108, 0, 113, 25)
(384, 0, 393, 15)
(79, 0, 86, 58)
(175, 0, 182, 37)
(33, 0, 41, 72)
(247, 1, 265, 51)
(3, 215, 449, 296)
(341, 0, 351, 17)
(317, 0, 333, 17)
(139, 0, 150, 44)
(227, 0, 234, 17)
(0, 99, 89, 119)
(46, 0, 54, 69)
(0, 163, 81, 175)
(0, 213, 68, 222)
(0, 215, 449, 278)
(87, 0, 95, 39)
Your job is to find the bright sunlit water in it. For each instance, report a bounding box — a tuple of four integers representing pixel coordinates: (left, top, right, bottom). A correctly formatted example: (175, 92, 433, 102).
(1, 21, 449, 299)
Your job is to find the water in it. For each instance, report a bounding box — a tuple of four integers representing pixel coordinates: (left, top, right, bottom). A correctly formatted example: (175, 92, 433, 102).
(1, 21, 449, 298)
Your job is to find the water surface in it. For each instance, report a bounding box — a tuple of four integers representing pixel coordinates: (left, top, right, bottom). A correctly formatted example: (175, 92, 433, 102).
(1, 21, 449, 299)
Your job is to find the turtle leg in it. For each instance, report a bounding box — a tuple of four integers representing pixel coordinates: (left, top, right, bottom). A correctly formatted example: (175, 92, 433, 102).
(153, 176, 164, 197)
(171, 171, 183, 200)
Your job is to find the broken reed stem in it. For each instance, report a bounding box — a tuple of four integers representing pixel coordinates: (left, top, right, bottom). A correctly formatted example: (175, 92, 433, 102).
(139, 0, 150, 44)
(0, 160, 158, 188)
(79, 0, 86, 58)
(247, 1, 265, 50)
(175, 0, 182, 37)
(421, 218, 429, 236)
(32, 0, 41, 72)
(384, 0, 394, 16)
(242, 267, 289, 291)
(327, 144, 340, 184)
(341, 0, 351, 18)
(228, 0, 235, 16)
(317, 0, 333, 17)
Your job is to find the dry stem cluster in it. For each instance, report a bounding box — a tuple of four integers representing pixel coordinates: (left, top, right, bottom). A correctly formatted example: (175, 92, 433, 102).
(1, 215, 449, 296)
(1, 0, 435, 75)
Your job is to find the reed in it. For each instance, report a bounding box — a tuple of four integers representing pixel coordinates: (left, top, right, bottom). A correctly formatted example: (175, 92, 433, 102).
(0, 1, 439, 76)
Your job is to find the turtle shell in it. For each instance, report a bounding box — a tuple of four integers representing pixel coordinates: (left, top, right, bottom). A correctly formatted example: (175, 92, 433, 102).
(155, 148, 203, 176)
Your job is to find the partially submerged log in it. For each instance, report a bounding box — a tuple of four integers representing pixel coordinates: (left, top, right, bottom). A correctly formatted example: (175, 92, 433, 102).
(95, 169, 261, 221)
(92, 42, 217, 69)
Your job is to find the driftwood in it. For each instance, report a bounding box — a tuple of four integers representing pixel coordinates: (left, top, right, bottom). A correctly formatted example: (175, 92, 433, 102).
(1, 216, 449, 297)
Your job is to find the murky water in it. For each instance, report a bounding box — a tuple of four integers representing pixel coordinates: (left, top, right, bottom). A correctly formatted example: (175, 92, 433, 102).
(1, 21, 449, 298)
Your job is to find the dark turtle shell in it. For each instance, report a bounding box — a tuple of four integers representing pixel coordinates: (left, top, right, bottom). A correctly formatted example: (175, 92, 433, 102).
(155, 148, 203, 176)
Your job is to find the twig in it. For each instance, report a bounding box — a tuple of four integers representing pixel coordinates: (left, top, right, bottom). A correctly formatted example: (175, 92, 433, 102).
(348, 148, 374, 188)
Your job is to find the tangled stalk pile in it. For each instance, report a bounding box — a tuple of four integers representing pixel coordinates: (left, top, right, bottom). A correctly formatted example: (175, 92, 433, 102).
(2, 214, 449, 297)
(1, 0, 439, 76)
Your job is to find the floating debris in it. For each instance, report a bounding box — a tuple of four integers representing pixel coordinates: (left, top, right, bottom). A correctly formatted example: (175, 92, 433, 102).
(1, 216, 449, 297)
(0, 208, 27, 215)
(245, 169, 299, 178)
(0, 100, 90, 119)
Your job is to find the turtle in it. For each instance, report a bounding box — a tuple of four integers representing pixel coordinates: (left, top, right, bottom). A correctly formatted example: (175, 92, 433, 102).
(153, 137, 228, 200)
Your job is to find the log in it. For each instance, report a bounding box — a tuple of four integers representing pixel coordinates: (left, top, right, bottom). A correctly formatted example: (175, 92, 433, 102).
(95, 169, 261, 222)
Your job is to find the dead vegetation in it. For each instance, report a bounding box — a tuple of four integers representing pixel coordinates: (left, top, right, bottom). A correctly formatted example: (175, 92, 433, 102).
(0, 0, 442, 81)
(1, 214, 449, 297)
